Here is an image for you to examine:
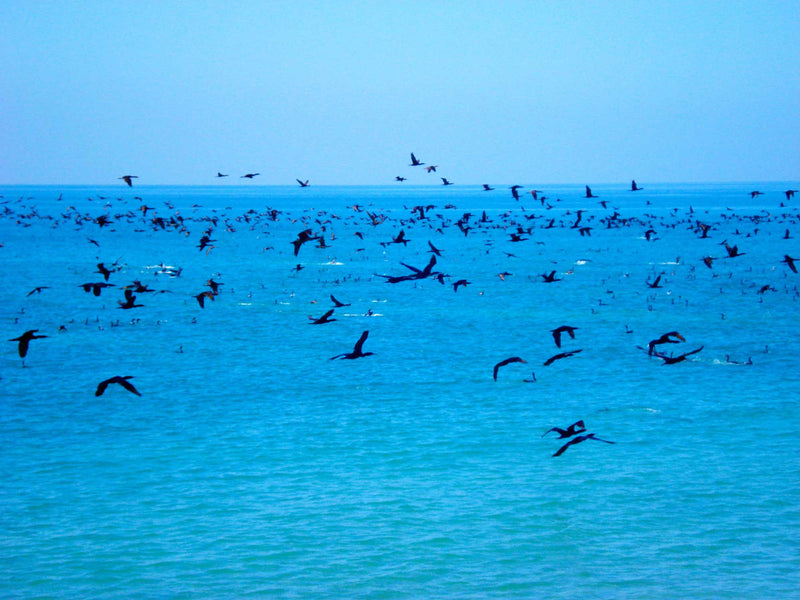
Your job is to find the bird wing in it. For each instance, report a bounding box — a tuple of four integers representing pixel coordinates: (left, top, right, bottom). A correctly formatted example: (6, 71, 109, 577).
(353, 330, 369, 354)
(117, 377, 141, 396)
(95, 379, 109, 396)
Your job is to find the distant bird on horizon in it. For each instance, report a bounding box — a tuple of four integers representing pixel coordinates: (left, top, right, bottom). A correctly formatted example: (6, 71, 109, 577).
(241, 173, 260, 179)
(482, 184, 494, 191)
(785, 190, 798, 200)
(493, 356, 527, 381)
(441, 177, 453, 186)
(119, 175, 138, 187)
(585, 186, 598, 198)
(409, 153, 425, 167)
(395, 176, 407, 182)
(552, 433, 615, 457)
(297, 179, 310, 187)
(95, 375, 141, 397)
(510, 185, 523, 201)
(330, 330, 372, 360)
(216, 172, 228, 178)
(631, 180, 643, 191)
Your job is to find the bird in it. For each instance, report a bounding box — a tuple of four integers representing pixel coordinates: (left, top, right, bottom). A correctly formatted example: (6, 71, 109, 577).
(750, 190, 763, 198)
(542, 420, 586, 439)
(543, 349, 583, 366)
(395, 176, 407, 182)
(80, 282, 115, 296)
(118, 288, 143, 309)
(240, 173, 260, 178)
(95, 262, 114, 281)
(552, 433, 615, 457)
(654, 346, 704, 364)
(426, 165, 439, 173)
(647, 275, 663, 289)
(427, 241, 443, 256)
(441, 177, 453, 186)
(482, 184, 494, 191)
(493, 356, 526, 381)
(551, 325, 578, 348)
(9, 329, 47, 358)
(291, 229, 321, 256)
(216, 172, 228, 178)
(330, 330, 372, 360)
(409, 153, 425, 167)
(785, 190, 798, 200)
(647, 331, 685, 355)
(782, 255, 797, 273)
(194, 290, 215, 308)
(702, 256, 715, 269)
(119, 175, 138, 187)
(297, 179, 310, 187)
(453, 279, 470, 292)
(510, 185, 523, 201)
(26, 286, 50, 297)
(95, 375, 141, 397)
(631, 180, 643, 191)
(309, 309, 336, 324)
(541, 270, 561, 283)
(585, 186, 598, 198)
(330, 294, 350, 307)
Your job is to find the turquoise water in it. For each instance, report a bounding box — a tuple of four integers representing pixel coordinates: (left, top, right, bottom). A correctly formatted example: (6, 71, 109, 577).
(2, 183, 799, 598)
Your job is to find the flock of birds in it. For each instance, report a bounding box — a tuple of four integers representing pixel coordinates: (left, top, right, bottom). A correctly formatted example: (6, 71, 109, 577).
(5, 156, 800, 458)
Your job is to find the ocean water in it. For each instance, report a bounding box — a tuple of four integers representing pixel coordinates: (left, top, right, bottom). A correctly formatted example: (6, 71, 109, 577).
(1, 182, 799, 598)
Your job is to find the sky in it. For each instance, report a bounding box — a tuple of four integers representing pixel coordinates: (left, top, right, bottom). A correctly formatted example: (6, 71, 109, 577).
(1, 0, 798, 186)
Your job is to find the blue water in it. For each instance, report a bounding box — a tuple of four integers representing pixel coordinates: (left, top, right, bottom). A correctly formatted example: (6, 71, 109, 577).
(2, 183, 799, 598)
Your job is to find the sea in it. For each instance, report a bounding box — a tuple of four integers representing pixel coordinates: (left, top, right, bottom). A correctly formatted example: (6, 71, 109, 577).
(1, 182, 799, 598)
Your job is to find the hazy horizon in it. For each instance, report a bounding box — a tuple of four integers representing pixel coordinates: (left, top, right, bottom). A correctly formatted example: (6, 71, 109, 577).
(2, 1, 798, 186)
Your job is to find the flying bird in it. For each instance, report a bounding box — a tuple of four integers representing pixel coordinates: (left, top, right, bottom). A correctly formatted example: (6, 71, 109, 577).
(542, 420, 586, 439)
(330, 330, 373, 360)
(543, 349, 583, 366)
(551, 325, 578, 348)
(631, 180, 643, 191)
(240, 173, 260, 178)
(552, 433, 615, 457)
(119, 175, 138, 187)
(309, 309, 337, 324)
(95, 375, 141, 397)
(782, 255, 797, 273)
(409, 153, 425, 167)
(297, 179, 310, 187)
(330, 294, 351, 307)
(9, 329, 47, 358)
(493, 356, 527, 381)
(647, 331, 685, 355)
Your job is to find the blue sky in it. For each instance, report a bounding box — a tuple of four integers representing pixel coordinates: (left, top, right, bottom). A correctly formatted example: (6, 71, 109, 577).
(2, 0, 798, 185)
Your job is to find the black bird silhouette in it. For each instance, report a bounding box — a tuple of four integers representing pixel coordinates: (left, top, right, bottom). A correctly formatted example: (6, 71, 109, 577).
(195, 290, 215, 308)
(631, 180, 643, 191)
(26, 286, 50, 297)
(493, 356, 526, 381)
(654, 346, 703, 364)
(785, 190, 798, 200)
(330, 330, 372, 360)
(9, 329, 47, 358)
(119, 175, 138, 187)
(585, 186, 598, 198)
(297, 179, 310, 187)
(96, 262, 114, 281)
(647, 275, 663, 289)
(552, 433, 614, 457)
(197, 235, 216, 252)
(241, 173, 260, 178)
(647, 331, 685, 355)
(551, 325, 578, 348)
(80, 282, 115, 296)
(441, 177, 453, 186)
(482, 184, 494, 191)
(453, 279, 470, 292)
(330, 294, 350, 307)
(543, 349, 583, 366)
(291, 229, 321, 256)
(542, 420, 586, 439)
(395, 176, 407, 182)
(782, 255, 797, 273)
(510, 185, 523, 201)
(118, 289, 143, 309)
(541, 270, 561, 283)
(95, 375, 141, 397)
(409, 153, 425, 167)
(309, 309, 337, 324)
(427, 240, 443, 256)
(216, 172, 228, 178)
